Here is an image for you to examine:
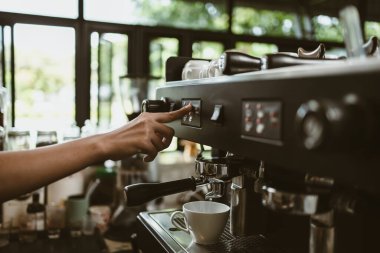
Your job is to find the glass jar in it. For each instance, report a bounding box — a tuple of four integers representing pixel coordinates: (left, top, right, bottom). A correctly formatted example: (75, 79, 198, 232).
(36, 130, 58, 148)
(7, 129, 31, 151)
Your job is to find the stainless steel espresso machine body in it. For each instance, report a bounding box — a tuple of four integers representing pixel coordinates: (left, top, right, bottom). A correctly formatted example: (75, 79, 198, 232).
(127, 56, 380, 253)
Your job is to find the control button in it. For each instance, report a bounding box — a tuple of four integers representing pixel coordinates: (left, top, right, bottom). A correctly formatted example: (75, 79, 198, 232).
(256, 123, 265, 134)
(245, 121, 253, 132)
(269, 110, 279, 126)
(210, 105, 223, 123)
(245, 108, 253, 117)
(257, 110, 265, 119)
(181, 99, 202, 128)
(245, 116, 253, 123)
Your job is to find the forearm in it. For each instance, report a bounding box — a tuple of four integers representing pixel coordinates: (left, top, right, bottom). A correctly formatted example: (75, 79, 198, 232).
(0, 134, 105, 202)
(0, 105, 192, 202)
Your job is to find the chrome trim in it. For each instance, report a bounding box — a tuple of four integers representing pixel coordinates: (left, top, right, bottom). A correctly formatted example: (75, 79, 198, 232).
(261, 185, 320, 215)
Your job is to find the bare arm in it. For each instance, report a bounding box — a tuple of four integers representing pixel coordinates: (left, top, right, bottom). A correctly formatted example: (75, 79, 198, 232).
(0, 104, 192, 202)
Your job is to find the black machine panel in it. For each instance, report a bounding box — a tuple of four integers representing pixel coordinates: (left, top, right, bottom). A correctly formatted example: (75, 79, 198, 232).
(156, 58, 380, 196)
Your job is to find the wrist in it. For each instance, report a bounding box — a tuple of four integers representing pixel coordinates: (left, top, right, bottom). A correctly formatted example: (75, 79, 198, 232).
(84, 134, 109, 163)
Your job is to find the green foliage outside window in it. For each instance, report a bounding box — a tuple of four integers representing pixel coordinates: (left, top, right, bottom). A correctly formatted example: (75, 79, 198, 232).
(150, 37, 179, 78)
(235, 42, 278, 57)
(312, 15, 343, 42)
(192, 41, 224, 60)
(232, 7, 298, 38)
(365, 21, 380, 40)
(133, 0, 228, 30)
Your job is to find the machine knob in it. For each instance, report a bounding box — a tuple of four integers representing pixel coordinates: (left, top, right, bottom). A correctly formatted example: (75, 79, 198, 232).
(295, 94, 368, 150)
(141, 97, 170, 112)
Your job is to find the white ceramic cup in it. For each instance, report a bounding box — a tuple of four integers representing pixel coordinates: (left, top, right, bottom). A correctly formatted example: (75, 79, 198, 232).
(170, 201, 230, 245)
(181, 60, 210, 80)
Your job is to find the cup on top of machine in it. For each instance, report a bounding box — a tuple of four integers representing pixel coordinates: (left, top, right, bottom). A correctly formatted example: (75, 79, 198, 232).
(181, 60, 210, 80)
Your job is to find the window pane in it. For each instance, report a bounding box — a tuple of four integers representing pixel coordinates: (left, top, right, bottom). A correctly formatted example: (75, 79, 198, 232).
(365, 21, 380, 40)
(232, 7, 299, 38)
(90, 33, 128, 129)
(192, 41, 224, 59)
(150, 37, 179, 79)
(148, 37, 178, 103)
(84, 0, 228, 31)
(312, 15, 344, 42)
(14, 24, 75, 129)
(235, 42, 278, 57)
(0, 0, 78, 18)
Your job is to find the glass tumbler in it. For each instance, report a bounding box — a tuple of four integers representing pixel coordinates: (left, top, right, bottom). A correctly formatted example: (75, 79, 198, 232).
(46, 203, 65, 239)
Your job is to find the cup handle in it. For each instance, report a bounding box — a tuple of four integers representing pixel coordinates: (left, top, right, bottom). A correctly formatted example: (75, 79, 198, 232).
(170, 211, 188, 232)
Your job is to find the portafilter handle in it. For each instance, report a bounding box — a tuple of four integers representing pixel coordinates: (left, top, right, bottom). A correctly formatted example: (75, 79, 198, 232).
(124, 177, 197, 206)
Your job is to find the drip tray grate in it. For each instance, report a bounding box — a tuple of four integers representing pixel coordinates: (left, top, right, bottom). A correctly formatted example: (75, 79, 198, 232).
(146, 211, 283, 253)
(174, 217, 282, 253)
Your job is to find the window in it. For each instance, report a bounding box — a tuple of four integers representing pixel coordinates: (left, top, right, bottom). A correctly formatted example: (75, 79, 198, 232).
(192, 41, 224, 59)
(0, 0, 78, 18)
(365, 21, 380, 40)
(90, 32, 129, 129)
(235, 42, 278, 57)
(312, 15, 344, 42)
(232, 7, 299, 38)
(150, 37, 179, 79)
(84, 0, 228, 31)
(14, 24, 75, 130)
(148, 37, 179, 99)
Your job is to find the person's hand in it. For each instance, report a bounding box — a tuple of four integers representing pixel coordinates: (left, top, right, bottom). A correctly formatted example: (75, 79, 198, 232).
(99, 104, 192, 162)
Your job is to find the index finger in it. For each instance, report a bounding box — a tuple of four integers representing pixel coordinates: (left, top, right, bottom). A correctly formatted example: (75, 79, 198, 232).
(155, 103, 192, 123)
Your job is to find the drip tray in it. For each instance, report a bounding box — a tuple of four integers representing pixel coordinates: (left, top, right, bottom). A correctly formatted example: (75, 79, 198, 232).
(138, 210, 283, 253)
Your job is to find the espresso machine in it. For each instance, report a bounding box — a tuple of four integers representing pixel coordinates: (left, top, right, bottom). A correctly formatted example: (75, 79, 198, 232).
(124, 36, 380, 252)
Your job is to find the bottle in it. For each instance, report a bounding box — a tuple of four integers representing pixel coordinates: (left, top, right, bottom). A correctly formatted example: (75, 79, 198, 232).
(90, 160, 117, 207)
(218, 50, 262, 75)
(20, 193, 45, 242)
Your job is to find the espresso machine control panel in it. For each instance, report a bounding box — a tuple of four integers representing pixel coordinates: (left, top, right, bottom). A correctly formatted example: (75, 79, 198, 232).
(181, 99, 201, 128)
(241, 101, 282, 145)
